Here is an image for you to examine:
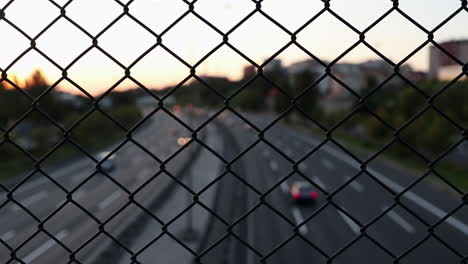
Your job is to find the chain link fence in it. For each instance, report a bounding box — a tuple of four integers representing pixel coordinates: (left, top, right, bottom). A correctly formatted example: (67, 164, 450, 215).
(1, 0, 468, 263)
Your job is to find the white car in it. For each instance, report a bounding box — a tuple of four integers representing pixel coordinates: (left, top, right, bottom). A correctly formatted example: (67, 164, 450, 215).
(98, 152, 116, 172)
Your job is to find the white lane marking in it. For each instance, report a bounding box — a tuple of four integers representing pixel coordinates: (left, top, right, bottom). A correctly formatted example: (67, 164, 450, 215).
(11, 191, 48, 212)
(0, 230, 15, 242)
(72, 175, 86, 184)
(298, 135, 468, 236)
(56, 189, 86, 208)
(383, 208, 415, 234)
(246, 175, 255, 264)
(280, 182, 289, 193)
(17, 160, 91, 194)
(298, 163, 307, 172)
(22, 230, 68, 263)
(312, 176, 326, 190)
(98, 190, 122, 210)
(337, 210, 360, 235)
(269, 160, 279, 172)
(344, 176, 364, 193)
(291, 207, 308, 235)
(320, 158, 335, 170)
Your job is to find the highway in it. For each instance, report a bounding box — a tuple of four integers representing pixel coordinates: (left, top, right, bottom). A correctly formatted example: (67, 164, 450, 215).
(0, 109, 467, 263)
(201, 111, 468, 263)
(0, 111, 198, 263)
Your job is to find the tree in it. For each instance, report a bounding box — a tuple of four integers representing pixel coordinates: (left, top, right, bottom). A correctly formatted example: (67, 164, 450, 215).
(293, 69, 320, 117)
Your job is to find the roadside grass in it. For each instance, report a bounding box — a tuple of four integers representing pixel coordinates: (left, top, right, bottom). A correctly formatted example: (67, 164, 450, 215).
(333, 133, 468, 192)
(287, 119, 468, 192)
(0, 105, 143, 182)
(0, 137, 117, 181)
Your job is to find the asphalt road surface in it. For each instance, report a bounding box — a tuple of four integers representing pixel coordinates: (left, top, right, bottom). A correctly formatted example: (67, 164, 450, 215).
(1, 109, 467, 263)
(0, 111, 196, 263)
(201, 111, 468, 264)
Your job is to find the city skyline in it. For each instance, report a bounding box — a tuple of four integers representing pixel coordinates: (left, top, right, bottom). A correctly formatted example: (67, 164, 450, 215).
(1, 0, 467, 95)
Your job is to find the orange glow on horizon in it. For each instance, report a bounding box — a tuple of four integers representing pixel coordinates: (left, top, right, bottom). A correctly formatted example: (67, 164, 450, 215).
(1, 0, 466, 95)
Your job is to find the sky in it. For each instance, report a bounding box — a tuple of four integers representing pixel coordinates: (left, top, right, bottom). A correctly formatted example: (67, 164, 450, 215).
(0, 0, 466, 95)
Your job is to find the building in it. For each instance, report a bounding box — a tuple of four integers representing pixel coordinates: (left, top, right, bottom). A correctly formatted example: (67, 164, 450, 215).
(429, 40, 468, 80)
(288, 59, 330, 94)
(242, 65, 256, 79)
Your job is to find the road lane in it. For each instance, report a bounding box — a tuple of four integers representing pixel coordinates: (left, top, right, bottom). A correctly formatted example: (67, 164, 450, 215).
(382, 207, 416, 234)
(2, 110, 467, 263)
(0, 112, 197, 263)
(291, 207, 308, 235)
(21, 230, 68, 263)
(224, 112, 468, 262)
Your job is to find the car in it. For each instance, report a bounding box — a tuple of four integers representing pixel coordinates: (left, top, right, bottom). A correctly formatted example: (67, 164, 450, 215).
(98, 152, 116, 172)
(290, 181, 318, 203)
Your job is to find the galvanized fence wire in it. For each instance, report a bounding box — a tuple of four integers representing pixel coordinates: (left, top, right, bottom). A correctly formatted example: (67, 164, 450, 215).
(0, 0, 467, 263)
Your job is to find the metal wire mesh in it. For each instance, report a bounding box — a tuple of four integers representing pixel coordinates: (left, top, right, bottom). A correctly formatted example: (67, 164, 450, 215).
(0, 0, 467, 263)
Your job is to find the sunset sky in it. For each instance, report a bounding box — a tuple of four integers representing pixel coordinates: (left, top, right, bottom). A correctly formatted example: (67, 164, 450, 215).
(0, 0, 466, 94)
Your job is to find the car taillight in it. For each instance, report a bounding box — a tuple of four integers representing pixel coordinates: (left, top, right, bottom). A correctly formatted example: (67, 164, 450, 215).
(292, 192, 301, 200)
(310, 191, 318, 199)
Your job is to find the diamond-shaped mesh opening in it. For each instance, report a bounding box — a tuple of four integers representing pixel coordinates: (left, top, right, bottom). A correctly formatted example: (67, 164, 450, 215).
(4, 0, 57, 37)
(11, 176, 65, 218)
(1, 1, 468, 263)
(0, 22, 30, 69)
(367, 205, 427, 256)
(66, 0, 121, 36)
(399, 0, 461, 29)
(229, 75, 271, 112)
(229, 13, 290, 64)
(331, 108, 393, 156)
(365, 11, 427, 63)
(68, 110, 125, 151)
(43, 201, 100, 250)
(0, 201, 38, 247)
(333, 171, 395, 224)
(66, 48, 124, 95)
(0, 86, 31, 129)
(98, 16, 155, 66)
(333, 236, 394, 263)
(332, 0, 392, 30)
(362, 78, 428, 125)
(36, 18, 91, 67)
(195, 0, 253, 33)
(296, 11, 358, 60)
(399, 107, 460, 159)
(130, 46, 190, 90)
(163, 14, 222, 66)
(14, 230, 70, 263)
(10, 112, 62, 158)
(129, 0, 187, 34)
(262, 0, 323, 31)
(433, 205, 468, 256)
(433, 79, 468, 128)
(0, 140, 35, 180)
(400, 237, 461, 263)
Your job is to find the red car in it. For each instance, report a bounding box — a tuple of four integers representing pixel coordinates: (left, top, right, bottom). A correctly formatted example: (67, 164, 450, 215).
(290, 181, 318, 203)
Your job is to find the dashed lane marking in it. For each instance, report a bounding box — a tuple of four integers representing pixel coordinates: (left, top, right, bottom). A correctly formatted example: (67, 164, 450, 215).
(11, 191, 48, 212)
(0, 230, 15, 242)
(383, 207, 415, 234)
(21, 230, 68, 263)
(344, 176, 364, 193)
(320, 158, 335, 170)
(291, 207, 308, 235)
(98, 190, 122, 210)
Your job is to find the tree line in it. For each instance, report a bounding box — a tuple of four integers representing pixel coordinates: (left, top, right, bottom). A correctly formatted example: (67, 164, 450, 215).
(0, 70, 143, 178)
